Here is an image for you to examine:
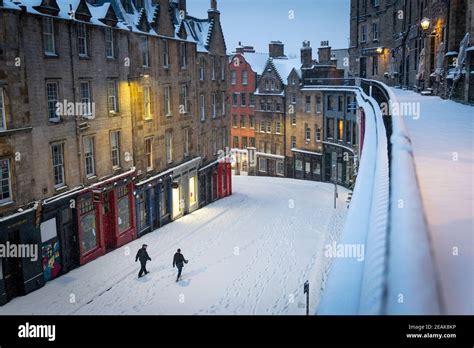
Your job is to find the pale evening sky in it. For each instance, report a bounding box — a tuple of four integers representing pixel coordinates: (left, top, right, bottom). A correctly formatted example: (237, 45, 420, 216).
(187, 0, 351, 57)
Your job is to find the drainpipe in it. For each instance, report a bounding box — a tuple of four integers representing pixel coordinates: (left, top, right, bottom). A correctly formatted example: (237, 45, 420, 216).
(127, 31, 137, 171)
(444, 0, 451, 98)
(400, 0, 408, 87)
(68, 21, 82, 183)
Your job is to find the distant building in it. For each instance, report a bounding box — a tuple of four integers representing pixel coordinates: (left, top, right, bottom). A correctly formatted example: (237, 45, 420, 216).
(331, 48, 350, 77)
(229, 40, 353, 183)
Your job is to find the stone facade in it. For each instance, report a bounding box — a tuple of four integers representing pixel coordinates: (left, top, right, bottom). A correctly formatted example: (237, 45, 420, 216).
(0, 0, 229, 218)
(254, 55, 289, 176)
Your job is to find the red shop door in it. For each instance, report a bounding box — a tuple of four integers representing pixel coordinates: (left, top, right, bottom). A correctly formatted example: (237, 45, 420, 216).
(103, 191, 115, 252)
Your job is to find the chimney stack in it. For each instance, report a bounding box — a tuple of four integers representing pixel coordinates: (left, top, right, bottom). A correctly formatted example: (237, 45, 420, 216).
(269, 41, 285, 58)
(318, 41, 331, 64)
(178, 0, 186, 14)
(301, 40, 313, 67)
(208, 0, 220, 21)
(235, 42, 255, 54)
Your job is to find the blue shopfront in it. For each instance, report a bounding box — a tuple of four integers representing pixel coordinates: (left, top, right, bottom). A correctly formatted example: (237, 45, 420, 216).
(135, 175, 172, 237)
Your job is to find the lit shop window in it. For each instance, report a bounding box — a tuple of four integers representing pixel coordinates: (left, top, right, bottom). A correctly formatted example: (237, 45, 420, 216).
(189, 176, 197, 206)
(117, 185, 131, 234)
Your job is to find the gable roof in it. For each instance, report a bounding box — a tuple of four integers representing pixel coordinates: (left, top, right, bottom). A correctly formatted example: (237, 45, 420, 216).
(265, 57, 300, 83)
(2, 0, 224, 53)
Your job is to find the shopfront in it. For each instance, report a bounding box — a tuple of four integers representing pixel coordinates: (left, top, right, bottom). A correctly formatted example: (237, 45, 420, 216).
(76, 170, 136, 265)
(256, 152, 285, 177)
(323, 143, 355, 188)
(217, 160, 232, 199)
(0, 208, 45, 306)
(199, 162, 218, 208)
(230, 148, 249, 176)
(170, 157, 201, 220)
(41, 189, 82, 278)
(292, 149, 323, 182)
(135, 169, 176, 237)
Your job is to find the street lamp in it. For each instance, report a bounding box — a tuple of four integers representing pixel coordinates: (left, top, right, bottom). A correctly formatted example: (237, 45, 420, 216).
(420, 17, 431, 31)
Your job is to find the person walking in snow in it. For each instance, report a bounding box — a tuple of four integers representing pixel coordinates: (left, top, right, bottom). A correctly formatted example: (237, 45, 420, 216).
(136, 244, 151, 278)
(173, 248, 188, 282)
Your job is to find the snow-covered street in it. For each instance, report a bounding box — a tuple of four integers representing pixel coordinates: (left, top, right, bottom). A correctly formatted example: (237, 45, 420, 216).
(391, 89, 474, 314)
(0, 176, 348, 315)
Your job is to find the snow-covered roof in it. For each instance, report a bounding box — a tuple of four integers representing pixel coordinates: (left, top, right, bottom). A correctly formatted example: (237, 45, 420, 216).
(240, 52, 270, 75)
(269, 57, 301, 83)
(231, 51, 300, 80)
(0, 0, 217, 51)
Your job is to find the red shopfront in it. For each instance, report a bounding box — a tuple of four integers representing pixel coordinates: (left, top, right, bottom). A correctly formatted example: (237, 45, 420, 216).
(77, 176, 136, 265)
(217, 161, 232, 199)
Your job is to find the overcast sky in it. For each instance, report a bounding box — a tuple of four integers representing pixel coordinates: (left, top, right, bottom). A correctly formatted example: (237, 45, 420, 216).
(187, 0, 351, 56)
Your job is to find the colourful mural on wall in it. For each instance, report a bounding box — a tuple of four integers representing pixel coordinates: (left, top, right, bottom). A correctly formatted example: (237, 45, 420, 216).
(42, 240, 61, 281)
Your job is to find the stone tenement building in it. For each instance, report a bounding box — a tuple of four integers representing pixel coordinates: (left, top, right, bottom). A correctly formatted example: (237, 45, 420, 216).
(349, 0, 473, 103)
(0, 0, 231, 304)
(253, 41, 299, 177)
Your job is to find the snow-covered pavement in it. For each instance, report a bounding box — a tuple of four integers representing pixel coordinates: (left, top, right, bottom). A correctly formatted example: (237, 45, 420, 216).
(391, 89, 473, 314)
(0, 176, 348, 315)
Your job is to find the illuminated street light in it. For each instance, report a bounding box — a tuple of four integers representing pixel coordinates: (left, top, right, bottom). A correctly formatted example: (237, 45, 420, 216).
(421, 17, 431, 31)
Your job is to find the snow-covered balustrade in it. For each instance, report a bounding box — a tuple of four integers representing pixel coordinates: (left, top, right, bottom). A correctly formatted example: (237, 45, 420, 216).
(317, 80, 441, 315)
(316, 85, 389, 314)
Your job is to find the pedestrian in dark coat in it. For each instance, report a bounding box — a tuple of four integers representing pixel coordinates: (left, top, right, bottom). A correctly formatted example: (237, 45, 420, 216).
(136, 244, 151, 278)
(173, 248, 188, 282)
